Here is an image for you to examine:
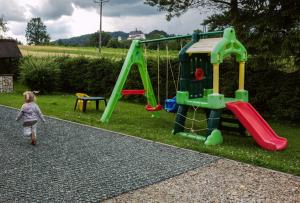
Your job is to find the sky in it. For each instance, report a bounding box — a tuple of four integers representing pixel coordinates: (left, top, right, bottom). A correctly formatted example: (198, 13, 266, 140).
(0, 0, 209, 44)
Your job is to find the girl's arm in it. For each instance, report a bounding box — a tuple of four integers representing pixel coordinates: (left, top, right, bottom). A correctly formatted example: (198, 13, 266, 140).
(16, 105, 24, 121)
(35, 104, 46, 122)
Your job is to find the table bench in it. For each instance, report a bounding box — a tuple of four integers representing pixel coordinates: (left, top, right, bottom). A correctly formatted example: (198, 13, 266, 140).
(74, 96, 107, 112)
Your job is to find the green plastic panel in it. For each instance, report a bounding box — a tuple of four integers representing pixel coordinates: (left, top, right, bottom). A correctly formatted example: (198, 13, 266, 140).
(211, 27, 247, 64)
(204, 129, 223, 145)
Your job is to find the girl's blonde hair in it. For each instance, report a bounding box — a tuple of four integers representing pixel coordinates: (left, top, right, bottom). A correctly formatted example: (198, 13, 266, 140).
(23, 91, 36, 103)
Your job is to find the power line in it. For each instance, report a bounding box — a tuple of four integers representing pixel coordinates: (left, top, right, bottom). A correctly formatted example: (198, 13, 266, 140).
(93, 0, 109, 53)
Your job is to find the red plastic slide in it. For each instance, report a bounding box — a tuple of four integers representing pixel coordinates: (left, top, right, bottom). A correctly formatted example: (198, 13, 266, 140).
(226, 101, 288, 151)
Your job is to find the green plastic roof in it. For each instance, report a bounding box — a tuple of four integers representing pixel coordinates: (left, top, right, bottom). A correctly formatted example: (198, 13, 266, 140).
(211, 27, 247, 64)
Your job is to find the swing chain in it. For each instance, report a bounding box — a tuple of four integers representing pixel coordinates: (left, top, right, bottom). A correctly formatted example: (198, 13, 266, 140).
(165, 43, 178, 99)
(157, 43, 160, 104)
(166, 44, 169, 99)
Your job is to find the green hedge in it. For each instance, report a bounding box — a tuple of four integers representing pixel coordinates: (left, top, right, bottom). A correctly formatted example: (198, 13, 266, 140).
(57, 57, 123, 95)
(46, 56, 177, 99)
(18, 56, 300, 122)
(19, 57, 60, 93)
(247, 69, 300, 122)
(219, 60, 300, 122)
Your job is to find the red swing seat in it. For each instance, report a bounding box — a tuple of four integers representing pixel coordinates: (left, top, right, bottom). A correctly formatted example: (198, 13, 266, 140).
(122, 89, 145, 96)
(145, 104, 163, 112)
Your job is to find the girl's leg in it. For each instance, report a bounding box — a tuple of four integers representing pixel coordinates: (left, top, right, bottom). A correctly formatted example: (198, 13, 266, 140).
(31, 125, 37, 145)
(23, 127, 32, 137)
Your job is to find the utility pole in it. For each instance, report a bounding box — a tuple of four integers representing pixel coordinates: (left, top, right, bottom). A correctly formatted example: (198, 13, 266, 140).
(94, 0, 109, 53)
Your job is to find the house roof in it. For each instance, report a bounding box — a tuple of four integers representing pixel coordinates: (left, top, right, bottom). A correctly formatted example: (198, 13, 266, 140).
(0, 39, 22, 58)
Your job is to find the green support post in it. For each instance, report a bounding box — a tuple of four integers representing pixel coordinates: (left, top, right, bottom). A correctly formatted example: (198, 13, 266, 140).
(173, 105, 189, 134)
(173, 34, 198, 134)
(206, 109, 222, 135)
(100, 40, 158, 123)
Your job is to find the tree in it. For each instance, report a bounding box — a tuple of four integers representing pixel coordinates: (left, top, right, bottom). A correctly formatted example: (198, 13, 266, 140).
(145, 0, 300, 37)
(25, 17, 50, 45)
(145, 0, 300, 70)
(145, 0, 241, 27)
(88, 31, 112, 47)
(0, 16, 8, 37)
(107, 38, 120, 48)
(203, 0, 300, 68)
(146, 30, 168, 39)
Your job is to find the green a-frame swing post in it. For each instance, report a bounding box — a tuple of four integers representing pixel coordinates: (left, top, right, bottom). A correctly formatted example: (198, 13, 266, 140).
(100, 40, 158, 123)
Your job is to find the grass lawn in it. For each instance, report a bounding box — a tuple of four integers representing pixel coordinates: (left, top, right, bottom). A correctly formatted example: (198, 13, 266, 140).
(1, 83, 299, 176)
(19, 45, 179, 59)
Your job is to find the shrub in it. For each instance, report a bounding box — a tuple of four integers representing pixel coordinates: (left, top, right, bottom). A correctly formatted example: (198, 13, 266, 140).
(57, 57, 90, 93)
(56, 57, 122, 95)
(247, 69, 300, 122)
(85, 58, 122, 95)
(19, 56, 60, 93)
(16, 55, 300, 123)
(219, 59, 300, 123)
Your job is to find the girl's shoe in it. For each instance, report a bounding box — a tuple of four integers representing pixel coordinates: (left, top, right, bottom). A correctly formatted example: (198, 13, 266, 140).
(31, 138, 36, 145)
(31, 132, 36, 145)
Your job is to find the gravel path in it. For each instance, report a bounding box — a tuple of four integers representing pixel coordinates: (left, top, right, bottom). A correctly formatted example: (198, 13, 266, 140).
(0, 105, 219, 202)
(105, 159, 300, 203)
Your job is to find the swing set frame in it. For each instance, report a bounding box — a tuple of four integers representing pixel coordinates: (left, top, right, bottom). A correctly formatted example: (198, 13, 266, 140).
(99, 28, 288, 151)
(100, 31, 223, 123)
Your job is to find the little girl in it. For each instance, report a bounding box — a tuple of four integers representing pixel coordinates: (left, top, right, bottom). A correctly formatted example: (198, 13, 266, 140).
(16, 91, 46, 145)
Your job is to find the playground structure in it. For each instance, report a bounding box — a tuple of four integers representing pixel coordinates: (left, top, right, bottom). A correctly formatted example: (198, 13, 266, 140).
(100, 27, 288, 151)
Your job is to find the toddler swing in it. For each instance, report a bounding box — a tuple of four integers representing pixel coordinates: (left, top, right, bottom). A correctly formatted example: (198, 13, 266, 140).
(164, 43, 179, 113)
(144, 44, 163, 112)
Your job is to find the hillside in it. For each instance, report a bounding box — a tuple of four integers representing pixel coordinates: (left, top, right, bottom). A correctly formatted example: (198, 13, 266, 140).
(146, 30, 169, 39)
(52, 30, 173, 47)
(53, 31, 128, 46)
(54, 33, 91, 46)
(107, 31, 128, 40)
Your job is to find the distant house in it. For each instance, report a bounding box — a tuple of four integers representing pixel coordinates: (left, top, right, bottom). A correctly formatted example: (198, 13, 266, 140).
(0, 39, 21, 92)
(0, 39, 22, 59)
(117, 36, 122, 41)
(0, 39, 22, 74)
(127, 29, 146, 40)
